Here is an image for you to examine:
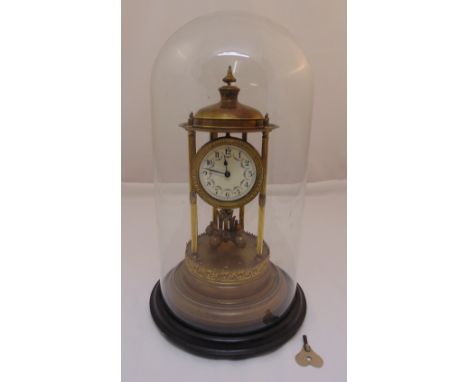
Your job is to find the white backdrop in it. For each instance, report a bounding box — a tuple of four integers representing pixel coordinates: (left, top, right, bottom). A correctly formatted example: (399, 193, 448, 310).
(122, 0, 346, 183)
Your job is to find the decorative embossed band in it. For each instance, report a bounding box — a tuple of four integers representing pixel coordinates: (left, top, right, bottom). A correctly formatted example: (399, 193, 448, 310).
(184, 256, 270, 283)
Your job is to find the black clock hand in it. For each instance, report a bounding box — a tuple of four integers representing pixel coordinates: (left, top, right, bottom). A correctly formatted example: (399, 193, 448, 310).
(223, 158, 231, 178)
(203, 168, 225, 175)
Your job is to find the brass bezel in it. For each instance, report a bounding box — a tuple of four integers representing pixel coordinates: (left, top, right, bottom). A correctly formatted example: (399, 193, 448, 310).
(192, 137, 263, 209)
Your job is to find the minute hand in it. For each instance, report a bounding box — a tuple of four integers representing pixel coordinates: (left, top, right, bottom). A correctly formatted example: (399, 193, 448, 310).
(203, 168, 225, 175)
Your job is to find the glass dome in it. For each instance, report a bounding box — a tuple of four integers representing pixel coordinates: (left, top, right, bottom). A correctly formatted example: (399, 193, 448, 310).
(149, 11, 313, 358)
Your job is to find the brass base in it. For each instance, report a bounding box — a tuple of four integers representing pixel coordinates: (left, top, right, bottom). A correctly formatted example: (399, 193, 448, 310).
(162, 232, 295, 333)
(150, 280, 307, 359)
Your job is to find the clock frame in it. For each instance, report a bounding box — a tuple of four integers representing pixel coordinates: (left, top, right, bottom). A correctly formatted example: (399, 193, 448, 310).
(191, 137, 264, 209)
(150, 65, 307, 360)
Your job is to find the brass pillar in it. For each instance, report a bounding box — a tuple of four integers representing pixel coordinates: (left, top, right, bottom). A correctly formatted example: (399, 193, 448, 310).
(256, 131, 269, 254)
(188, 130, 198, 253)
(239, 132, 248, 228)
(210, 132, 218, 223)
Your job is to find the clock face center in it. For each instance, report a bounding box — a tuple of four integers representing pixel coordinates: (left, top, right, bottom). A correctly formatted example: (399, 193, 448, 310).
(198, 143, 257, 202)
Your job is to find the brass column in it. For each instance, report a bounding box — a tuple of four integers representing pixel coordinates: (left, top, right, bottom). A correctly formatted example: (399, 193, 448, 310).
(210, 132, 218, 223)
(188, 130, 198, 253)
(239, 132, 248, 228)
(239, 205, 245, 229)
(256, 130, 269, 255)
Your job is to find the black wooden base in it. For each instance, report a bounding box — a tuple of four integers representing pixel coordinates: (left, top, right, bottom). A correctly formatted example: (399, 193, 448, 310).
(149, 280, 307, 359)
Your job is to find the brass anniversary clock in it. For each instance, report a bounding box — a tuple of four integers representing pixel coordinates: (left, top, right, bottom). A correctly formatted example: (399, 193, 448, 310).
(150, 66, 307, 359)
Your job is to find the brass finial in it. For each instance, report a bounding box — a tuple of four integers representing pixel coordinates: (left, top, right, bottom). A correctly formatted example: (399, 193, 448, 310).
(222, 65, 236, 86)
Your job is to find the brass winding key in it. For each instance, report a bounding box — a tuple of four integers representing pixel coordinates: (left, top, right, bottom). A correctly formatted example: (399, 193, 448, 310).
(295, 335, 324, 367)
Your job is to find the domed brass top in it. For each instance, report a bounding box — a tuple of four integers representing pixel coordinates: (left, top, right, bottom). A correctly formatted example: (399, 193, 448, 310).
(186, 66, 269, 130)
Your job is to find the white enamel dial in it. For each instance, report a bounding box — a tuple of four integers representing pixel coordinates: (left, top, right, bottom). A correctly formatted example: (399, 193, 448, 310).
(198, 144, 257, 202)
